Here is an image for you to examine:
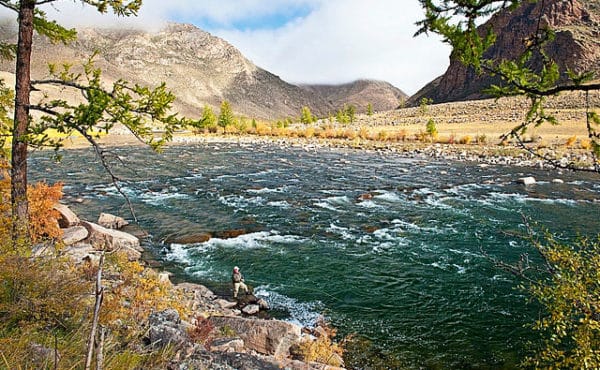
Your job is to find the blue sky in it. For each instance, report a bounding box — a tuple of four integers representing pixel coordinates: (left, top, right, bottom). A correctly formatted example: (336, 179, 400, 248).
(173, 4, 315, 32)
(35, 0, 451, 95)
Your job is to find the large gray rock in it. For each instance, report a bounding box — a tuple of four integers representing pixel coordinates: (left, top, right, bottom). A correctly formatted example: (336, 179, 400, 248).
(61, 226, 89, 245)
(53, 203, 80, 228)
(241, 304, 260, 315)
(63, 243, 99, 265)
(210, 337, 245, 353)
(209, 316, 301, 358)
(517, 176, 536, 185)
(147, 309, 191, 349)
(97, 212, 129, 229)
(81, 221, 141, 260)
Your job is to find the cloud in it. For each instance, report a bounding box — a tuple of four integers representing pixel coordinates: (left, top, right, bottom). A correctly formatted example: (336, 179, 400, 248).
(214, 0, 450, 94)
(6, 0, 451, 95)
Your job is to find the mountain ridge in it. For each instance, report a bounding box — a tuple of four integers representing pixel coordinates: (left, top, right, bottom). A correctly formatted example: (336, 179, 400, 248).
(0, 21, 405, 120)
(408, 0, 600, 105)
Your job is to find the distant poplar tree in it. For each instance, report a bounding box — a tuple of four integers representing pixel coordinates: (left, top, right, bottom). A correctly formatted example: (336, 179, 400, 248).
(335, 109, 347, 124)
(367, 103, 374, 116)
(200, 104, 217, 128)
(218, 101, 235, 128)
(345, 104, 356, 123)
(300, 106, 313, 124)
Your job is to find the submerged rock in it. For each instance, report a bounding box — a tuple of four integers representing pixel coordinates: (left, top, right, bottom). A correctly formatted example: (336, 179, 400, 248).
(165, 233, 211, 244)
(517, 176, 536, 185)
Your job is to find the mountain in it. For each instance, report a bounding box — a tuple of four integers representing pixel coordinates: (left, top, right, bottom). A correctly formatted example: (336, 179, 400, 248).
(408, 0, 600, 105)
(301, 80, 407, 113)
(0, 21, 405, 120)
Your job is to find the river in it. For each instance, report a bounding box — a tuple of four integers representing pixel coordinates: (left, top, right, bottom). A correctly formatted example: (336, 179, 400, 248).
(29, 142, 600, 369)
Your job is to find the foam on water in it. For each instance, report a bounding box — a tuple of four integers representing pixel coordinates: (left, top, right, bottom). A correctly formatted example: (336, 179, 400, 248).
(373, 191, 402, 203)
(267, 200, 291, 209)
(137, 191, 190, 206)
(327, 223, 356, 240)
(200, 231, 307, 250)
(254, 285, 324, 327)
(247, 186, 286, 194)
(218, 194, 265, 209)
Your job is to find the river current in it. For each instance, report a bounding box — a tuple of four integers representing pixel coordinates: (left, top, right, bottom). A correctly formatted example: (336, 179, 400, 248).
(29, 142, 600, 369)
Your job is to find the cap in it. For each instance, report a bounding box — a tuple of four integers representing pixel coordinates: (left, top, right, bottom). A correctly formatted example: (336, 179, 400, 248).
(233, 266, 239, 272)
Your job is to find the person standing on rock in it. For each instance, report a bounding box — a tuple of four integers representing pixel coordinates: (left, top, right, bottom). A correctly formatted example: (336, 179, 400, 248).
(232, 266, 248, 298)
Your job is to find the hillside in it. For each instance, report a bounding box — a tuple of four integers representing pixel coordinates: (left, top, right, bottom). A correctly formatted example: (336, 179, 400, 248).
(0, 21, 405, 120)
(409, 0, 600, 105)
(301, 79, 407, 114)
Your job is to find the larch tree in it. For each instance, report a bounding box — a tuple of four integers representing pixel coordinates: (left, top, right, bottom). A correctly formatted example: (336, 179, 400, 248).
(218, 100, 235, 128)
(1, 0, 189, 243)
(300, 106, 313, 124)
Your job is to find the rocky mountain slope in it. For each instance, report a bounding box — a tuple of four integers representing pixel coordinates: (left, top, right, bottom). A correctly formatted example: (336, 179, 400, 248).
(0, 21, 403, 120)
(301, 80, 407, 113)
(409, 0, 600, 105)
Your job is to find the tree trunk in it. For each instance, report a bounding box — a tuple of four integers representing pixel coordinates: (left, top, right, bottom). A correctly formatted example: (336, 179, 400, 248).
(11, 0, 35, 243)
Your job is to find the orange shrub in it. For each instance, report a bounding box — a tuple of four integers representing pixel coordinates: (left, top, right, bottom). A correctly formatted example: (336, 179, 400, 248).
(27, 181, 63, 243)
(0, 165, 63, 243)
(565, 135, 577, 147)
(580, 138, 592, 150)
(459, 135, 473, 144)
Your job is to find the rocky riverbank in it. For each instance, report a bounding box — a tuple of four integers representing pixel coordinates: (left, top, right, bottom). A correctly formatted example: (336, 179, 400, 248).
(52, 204, 345, 369)
(166, 134, 598, 171)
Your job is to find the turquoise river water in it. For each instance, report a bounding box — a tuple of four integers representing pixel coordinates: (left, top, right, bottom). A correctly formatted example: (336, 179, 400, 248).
(29, 142, 600, 369)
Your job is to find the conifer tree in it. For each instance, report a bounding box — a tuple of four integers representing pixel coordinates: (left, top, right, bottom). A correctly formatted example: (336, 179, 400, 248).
(218, 100, 235, 128)
(300, 106, 313, 124)
(1, 0, 188, 242)
(200, 104, 217, 128)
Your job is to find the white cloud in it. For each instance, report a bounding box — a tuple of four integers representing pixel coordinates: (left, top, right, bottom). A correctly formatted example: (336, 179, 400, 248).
(214, 0, 451, 94)
(6, 0, 451, 95)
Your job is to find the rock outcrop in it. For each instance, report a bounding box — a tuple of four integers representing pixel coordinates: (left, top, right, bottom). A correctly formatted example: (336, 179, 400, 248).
(409, 0, 600, 105)
(209, 316, 302, 358)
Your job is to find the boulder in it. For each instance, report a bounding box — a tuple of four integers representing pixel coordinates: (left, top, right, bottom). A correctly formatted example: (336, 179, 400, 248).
(63, 243, 98, 264)
(216, 299, 238, 310)
(147, 309, 191, 349)
(209, 316, 301, 358)
(81, 221, 141, 260)
(215, 229, 247, 239)
(97, 213, 129, 229)
(176, 283, 217, 312)
(242, 304, 260, 315)
(157, 272, 172, 285)
(553, 179, 565, 184)
(165, 233, 211, 244)
(517, 176, 536, 185)
(209, 337, 245, 353)
(177, 283, 217, 300)
(61, 226, 89, 245)
(53, 203, 80, 228)
(257, 298, 270, 310)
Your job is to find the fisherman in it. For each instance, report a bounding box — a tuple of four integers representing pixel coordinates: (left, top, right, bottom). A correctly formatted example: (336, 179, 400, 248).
(231, 266, 249, 298)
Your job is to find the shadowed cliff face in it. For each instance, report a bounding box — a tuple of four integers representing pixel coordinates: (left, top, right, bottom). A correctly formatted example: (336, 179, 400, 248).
(0, 21, 405, 120)
(409, 0, 600, 106)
